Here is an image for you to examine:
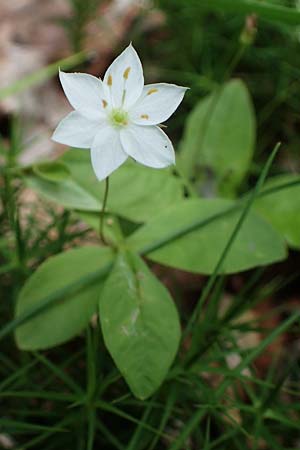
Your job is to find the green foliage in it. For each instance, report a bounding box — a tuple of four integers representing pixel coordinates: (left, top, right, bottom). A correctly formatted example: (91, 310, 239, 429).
(194, 0, 300, 26)
(25, 173, 100, 211)
(33, 161, 71, 182)
(62, 150, 184, 223)
(254, 174, 300, 248)
(15, 246, 113, 350)
(99, 251, 181, 399)
(128, 198, 286, 274)
(1, 0, 300, 448)
(25, 150, 183, 223)
(179, 80, 256, 196)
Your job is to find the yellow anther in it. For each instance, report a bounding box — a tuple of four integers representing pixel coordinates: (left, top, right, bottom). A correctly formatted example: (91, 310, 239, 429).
(147, 88, 158, 96)
(141, 114, 149, 119)
(123, 67, 131, 80)
(102, 99, 108, 108)
(107, 74, 113, 86)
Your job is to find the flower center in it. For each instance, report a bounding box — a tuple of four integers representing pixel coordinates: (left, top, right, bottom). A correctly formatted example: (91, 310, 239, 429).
(110, 109, 128, 128)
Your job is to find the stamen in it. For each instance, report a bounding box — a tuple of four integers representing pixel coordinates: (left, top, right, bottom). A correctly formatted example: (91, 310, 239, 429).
(107, 74, 113, 86)
(147, 88, 158, 96)
(102, 99, 108, 108)
(140, 114, 149, 119)
(110, 109, 129, 128)
(121, 89, 126, 106)
(123, 67, 131, 80)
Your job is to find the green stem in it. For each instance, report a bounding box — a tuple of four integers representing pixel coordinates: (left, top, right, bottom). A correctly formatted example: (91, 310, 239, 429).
(222, 43, 246, 82)
(99, 177, 109, 245)
(87, 407, 96, 450)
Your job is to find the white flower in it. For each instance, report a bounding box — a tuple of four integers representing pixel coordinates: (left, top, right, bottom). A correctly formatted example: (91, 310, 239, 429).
(52, 44, 188, 180)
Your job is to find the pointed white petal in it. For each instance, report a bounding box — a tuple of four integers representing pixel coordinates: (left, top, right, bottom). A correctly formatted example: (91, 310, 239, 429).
(59, 70, 108, 120)
(120, 124, 175, 169)
(103, 44, 144, 109)
(91, 125, 128, 180)
(52, 111, 101, 148)
(130, 83, 188, 126)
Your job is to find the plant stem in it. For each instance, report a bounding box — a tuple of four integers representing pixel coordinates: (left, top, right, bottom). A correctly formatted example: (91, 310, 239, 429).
(222, 42, 246, 83)
(99, 177, 109, 245)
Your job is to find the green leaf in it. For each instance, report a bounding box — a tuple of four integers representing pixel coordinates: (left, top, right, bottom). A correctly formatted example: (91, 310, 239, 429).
(25, 174, 100, 211)
(25, 151, 183, 223)
(15, 246, 114, 350)
(127, 199, 287, 275)
(61, 150, 183, 222)
(33, 161, 70, 182)
(99, 251, 181, 399)
(179, 80, 256, 196)
(254, 175, 300, 249)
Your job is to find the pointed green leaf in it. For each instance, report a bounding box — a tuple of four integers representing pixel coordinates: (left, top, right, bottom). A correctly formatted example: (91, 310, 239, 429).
(15, 246, 114, 350)
(25, 174, 100, 211)
(179, 80, 256, 195)
(25, 152, 183, 223)
(99, 252, 181, 399)
(127, 199, 287, 274)
(61, 150, 183, 222)
(33, 161, 70, 182)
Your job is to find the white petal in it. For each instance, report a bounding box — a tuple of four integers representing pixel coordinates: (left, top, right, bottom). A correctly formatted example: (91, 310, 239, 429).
(91, 125, 128, 180)
(59, 70, 108, 120)
(103, 44, 144, 109)
(52, 111, 101, 148)
(130, 83, 188, 126)
(120, 124, 175, 169)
